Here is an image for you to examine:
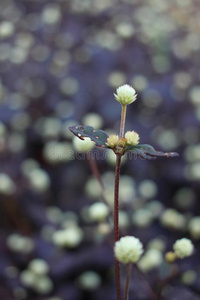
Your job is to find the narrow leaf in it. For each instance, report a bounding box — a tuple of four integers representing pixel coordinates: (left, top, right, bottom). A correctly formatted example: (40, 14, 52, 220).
(127, 144, 179, 160)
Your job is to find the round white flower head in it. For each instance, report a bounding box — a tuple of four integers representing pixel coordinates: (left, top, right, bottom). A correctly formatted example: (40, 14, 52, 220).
(125, 131, 140, 146)
(114, 236, 143, 264)
(173, 238, 194, 259)
(106, 134, 119, 148)
(114, 84, 137, 105)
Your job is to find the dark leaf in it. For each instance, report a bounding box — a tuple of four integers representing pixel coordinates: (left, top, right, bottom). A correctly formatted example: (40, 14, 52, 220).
(129, 148, 157, 160)
(127, 144, 179, 160)
(68, 125, 109, 148)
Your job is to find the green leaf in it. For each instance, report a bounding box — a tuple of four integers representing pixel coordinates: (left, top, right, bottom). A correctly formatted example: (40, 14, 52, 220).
(127, 144, 179, 160)
(68, 125, 109, 148)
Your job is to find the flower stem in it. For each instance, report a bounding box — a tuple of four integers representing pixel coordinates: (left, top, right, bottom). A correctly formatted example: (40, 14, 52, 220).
(125, 263, 131, 300)
(120, 105, 127, 139)
(114, 153, 122, 300)
(157, 265, 178, 300)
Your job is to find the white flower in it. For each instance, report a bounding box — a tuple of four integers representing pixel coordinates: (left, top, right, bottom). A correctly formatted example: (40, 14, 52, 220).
(52, 226, 83, 248)
(89, 202, 109, 222)
(114, 236, 143, 264)
(125, 131, 140, 145)
(173, 238, 194, 259)
(114, 84, 137, 105)
(106, 134, 119, 148)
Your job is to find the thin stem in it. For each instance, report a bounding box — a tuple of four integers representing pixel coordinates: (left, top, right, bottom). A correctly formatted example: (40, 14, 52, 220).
(119, 105, 127, 139)
(114, 154, 122, 300)
(135, 265, 157, 300)
(125, 263, 131, 300)
(157, 265, 178, 300)
(87, 152, 104, 189)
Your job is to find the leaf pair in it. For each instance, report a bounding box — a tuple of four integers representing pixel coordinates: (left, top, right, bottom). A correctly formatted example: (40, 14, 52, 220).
(69, 125, 179, 160)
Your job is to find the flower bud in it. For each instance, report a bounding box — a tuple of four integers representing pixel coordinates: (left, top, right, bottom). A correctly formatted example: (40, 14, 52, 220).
(114, 84, 137, 105)
(165, 251, 177, 264)
(173, 238, 194, 259)
(106, 134, 119, 148)
(125, 131, 140, 146)
(114, 236, 143, 264)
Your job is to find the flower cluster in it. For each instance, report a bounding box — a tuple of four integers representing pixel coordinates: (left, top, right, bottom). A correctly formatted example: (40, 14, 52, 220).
(106, 131, 140, 151)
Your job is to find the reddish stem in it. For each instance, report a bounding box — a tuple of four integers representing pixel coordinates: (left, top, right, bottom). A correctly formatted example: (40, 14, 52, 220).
(114, 154, 122, 300)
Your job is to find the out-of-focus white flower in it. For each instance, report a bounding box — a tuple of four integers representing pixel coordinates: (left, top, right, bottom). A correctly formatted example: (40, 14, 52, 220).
(138, 249, 163, 272)
(0, 173, 16, 195)
(188, 217, 200, 239)
(125, 131, 140, 146)
(52, 226, 83, 248)
(28, 259, 49, 275)
(132, 209, 153, 228)
(114, 84, 137, 105)
(28, 168, 51, 192)
(114, 236, 143, 264)
(77, 271, 101, 290)
(160, 209, 186, 230)
(88, 202, 109, 222)
(73, 137, 94, 152)
(173, 238, 194, 259)
(7, 234, 34, 254)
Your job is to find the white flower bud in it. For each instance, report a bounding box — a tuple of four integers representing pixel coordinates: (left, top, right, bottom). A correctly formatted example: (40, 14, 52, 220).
(173, 238, 194, 259)
(106, 134, 119, 148)
(88, 202, 109, 222)
(125, 131, 139, 146)
(114, 236, 143, 264)
(114, 84, 137, 105)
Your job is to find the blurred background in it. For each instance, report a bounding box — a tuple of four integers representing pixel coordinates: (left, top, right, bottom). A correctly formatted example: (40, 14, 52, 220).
(0, 0, 200, 299)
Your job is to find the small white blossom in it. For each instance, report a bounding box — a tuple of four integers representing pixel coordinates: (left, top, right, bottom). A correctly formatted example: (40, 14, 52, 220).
(173, 238, 194, 259)
(125, 131, 140, 146)
(114, 84, 137, 105)
(114, 236, 143, 264)
(106, 134, 119, 148)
